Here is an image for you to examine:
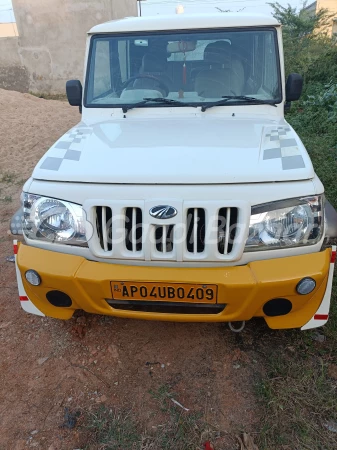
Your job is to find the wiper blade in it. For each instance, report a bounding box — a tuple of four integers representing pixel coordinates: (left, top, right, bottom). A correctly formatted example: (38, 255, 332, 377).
(228, 95, 278, 107)
(201, 95, 278, 111)
(144, 97, 198, 107)
(123, 97, 198, 112)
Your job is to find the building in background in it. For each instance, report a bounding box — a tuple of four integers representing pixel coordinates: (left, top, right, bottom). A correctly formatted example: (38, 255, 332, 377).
(0, 0, 137, 94)
(303, 0, 337, 37)
(0, 21, 17, 37)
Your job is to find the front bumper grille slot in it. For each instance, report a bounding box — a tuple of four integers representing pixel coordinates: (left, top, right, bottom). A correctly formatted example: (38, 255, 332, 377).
(107, 299, 225, 315)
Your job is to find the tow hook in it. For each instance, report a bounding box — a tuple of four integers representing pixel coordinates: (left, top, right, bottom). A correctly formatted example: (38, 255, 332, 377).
(228, 321, 246, 333)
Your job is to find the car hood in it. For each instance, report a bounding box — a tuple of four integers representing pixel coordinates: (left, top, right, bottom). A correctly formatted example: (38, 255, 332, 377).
(33, 116, 314, 184)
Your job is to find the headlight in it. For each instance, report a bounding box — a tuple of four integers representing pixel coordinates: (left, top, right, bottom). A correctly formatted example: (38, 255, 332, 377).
(22, 193, 87, 246)
(245, 195, 324, 252)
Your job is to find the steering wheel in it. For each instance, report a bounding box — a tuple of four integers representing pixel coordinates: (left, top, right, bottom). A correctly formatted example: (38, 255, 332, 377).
(121, 74, 170, 97)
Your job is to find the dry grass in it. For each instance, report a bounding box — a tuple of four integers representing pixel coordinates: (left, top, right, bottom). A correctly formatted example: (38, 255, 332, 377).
(256, 329, 337, 449)
(84, 385, 221, 450)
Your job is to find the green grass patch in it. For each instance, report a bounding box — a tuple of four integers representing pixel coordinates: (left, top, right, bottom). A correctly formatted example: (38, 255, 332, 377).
(0, 172, 16, 184)
(84, 385, 219, 450)
(85, 408, 141, 449)
(0, 196, 12, 203)
(256, 335, 337, 450)
(29, 91, 68, 101)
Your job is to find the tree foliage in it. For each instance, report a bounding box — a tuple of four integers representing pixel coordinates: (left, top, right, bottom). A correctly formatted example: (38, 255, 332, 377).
(269, 2, 337, 202)
(268, 2, 332, 38)
(269, 2, 337, 81)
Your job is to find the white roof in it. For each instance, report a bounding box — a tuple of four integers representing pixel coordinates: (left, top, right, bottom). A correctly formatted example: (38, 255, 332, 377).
(89, 13, 280, 34)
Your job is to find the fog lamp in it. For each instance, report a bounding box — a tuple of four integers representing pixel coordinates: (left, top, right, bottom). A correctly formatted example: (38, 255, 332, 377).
(296, 277, 316, 295)
(25, 270, 41, 286)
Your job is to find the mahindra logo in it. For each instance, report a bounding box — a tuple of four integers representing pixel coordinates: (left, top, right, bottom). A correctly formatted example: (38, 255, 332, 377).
(149, 205, 178, 220)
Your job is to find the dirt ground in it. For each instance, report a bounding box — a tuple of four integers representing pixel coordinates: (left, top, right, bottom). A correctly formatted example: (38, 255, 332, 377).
(0, 89, 264, 449)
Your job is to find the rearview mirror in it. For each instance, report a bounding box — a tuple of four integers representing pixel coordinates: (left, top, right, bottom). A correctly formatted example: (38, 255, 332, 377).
(167, 40, 197, 53)
(286, 73, 303, 102)
(66, 80, 82, 108)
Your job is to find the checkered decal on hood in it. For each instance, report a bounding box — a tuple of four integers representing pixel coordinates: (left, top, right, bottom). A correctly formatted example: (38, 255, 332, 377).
(262, 125, 305, 170)
(40, 123, 92, 171)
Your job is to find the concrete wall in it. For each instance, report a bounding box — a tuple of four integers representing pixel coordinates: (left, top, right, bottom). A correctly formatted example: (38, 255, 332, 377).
(6, 0, 137, 94)
(303, 1, 337, 36)
(0, 37, 29, 92)
(317, 0, 337, 36)
(317, 0, 337, 14)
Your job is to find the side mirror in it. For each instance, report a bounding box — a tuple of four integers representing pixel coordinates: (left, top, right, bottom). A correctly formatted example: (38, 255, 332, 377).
(286, 73, 303, 102)
(66, 80, 82, 108)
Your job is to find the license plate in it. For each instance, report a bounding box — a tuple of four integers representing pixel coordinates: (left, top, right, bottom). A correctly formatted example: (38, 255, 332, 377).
(111, 281, 217, 304)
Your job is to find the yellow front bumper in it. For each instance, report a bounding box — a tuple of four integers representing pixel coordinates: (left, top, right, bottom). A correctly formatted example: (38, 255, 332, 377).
(16, 244, 332, 329)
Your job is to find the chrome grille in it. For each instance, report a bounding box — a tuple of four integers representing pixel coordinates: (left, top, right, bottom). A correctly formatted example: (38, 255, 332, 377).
(186, 208, 205, 254)
(91, 202, 243, 261)
(155, 225, 174, 253)
(96, 206, 113, 252)
(125, 207, 143, 252)
(218, 207, 238, 255)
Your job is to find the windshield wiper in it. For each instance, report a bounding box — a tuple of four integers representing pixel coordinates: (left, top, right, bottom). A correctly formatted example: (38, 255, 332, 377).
(123, 97, 198, 112)
(201, 95, 278, 112)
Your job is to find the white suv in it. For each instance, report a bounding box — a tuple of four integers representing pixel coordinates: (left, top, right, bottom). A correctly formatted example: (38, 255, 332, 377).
(11, 13, 337, 330)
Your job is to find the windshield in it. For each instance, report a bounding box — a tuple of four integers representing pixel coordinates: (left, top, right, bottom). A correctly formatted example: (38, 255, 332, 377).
(85, 28, 282, 108)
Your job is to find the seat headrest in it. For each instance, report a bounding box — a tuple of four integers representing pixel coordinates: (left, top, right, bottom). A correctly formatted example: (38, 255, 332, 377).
(204, 41, 231, 68)
(141, 53, 167, 74)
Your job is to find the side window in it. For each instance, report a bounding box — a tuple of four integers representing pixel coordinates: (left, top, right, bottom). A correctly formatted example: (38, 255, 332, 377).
(250, 32, 279, 98)
(93, 40, 111, 98)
